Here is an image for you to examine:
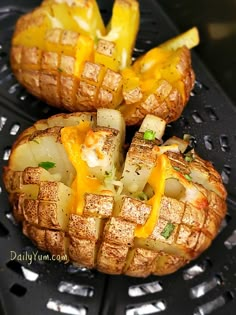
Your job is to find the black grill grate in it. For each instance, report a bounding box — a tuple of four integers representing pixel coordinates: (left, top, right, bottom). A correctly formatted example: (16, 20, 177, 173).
(1, 1, 236, 314)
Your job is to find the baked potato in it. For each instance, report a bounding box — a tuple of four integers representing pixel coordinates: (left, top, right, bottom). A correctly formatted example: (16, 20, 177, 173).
(3, 109, 227, 277)
(11, 0, 199, 124)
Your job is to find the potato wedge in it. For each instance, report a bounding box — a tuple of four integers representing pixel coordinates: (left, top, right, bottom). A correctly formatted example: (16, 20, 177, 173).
(3, 109, 227, 276)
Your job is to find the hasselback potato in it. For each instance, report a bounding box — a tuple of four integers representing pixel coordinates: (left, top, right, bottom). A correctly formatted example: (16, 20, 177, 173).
(11, 0, 199, 125)
(3, 109, 227, 277)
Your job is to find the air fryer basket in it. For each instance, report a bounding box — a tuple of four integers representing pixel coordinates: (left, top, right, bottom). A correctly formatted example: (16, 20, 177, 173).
(0, 1, 236, 314)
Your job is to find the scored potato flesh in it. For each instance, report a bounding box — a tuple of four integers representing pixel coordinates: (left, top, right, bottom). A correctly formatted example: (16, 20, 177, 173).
(11, 0, 199, 125)
(119, 46, 195, 125)
(11, 0, 140, 113)
(3, 109, 227, 277)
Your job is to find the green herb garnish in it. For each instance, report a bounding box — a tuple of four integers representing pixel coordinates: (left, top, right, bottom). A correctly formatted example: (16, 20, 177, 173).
(143, 129, 156, 141)
(38, 161, 56, 171)
(57, 67, 63, 73)
(136, 192, 148, 201)
(173, 166, 180, 172)
(184, 174, 192, 181)
(161, 222, 175, 239)
(184, 152, 194, 163)
(185, 155, 193, 162)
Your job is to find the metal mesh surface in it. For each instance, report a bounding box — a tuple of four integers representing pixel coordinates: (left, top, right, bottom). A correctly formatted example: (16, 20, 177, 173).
(0, 1, 236, 314)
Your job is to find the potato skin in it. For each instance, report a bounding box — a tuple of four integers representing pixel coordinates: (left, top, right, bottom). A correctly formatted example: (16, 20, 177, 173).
(10, 0, 196, 125)
(3, 112, 227, 277)
(120, 47, 195, 125)
(11, 44, 124, 111)
(11, 43, 195, 125)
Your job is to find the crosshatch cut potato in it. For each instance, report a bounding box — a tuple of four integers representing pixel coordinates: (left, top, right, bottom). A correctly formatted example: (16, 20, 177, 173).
(3, 109, 227, 277)
(11, 0, 199, 125)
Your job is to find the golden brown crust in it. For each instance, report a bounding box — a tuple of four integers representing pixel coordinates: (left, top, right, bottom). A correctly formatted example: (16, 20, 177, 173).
(152, 252, 188, 276)
(97, 242, 129, 274)
(121, 47, 195, 125)
(3, 169, 23, 192)
(96, 39, 115, 57)
(10, 193, 25, 222)
(11, 1, 196, 125)
(118, 196, 152, 225)
(23, 198, 39, 225)
(45, 230, 67, 257)
(69, 238, 97, 268)
(125, 248, 158, 277)
(3, 112, 227, 277)
(159, 196, 185, 224)
(38, 201, 61, 229)
(182, 203, 206, 229)
(68, 214, 102, 241)
(11, 37, 124, 112)
(22, 222, 48, 251)
(83, 193, 114, 218)
(103, 217, 136, 247)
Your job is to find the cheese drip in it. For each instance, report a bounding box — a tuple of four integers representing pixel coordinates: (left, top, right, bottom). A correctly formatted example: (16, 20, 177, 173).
(61, 122, 103, 214)
(62, 122, 177, 239)
(135, 154, 170, 238)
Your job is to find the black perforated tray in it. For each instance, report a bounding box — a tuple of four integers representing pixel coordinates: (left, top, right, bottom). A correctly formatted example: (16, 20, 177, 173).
(1, 1, 236, 315)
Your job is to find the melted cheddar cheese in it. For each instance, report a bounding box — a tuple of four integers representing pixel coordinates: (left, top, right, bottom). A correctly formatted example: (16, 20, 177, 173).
(135, 154, 170, 238)
(61, 123, 179, 240)
(61, 122, 103, 214)
(81, 129, 112, 167)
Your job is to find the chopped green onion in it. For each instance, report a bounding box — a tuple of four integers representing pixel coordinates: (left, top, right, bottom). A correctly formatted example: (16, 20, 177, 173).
(143, 129, 156, 141)
(184, 152, 194, 162)
(136, 192, 148, 201)
(173, 166, 180, 172)
(38, 161, 56, 171)
(161, 222, 175, 239)
(185, 155, 193, 162)
(184, 174, 192, 181)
